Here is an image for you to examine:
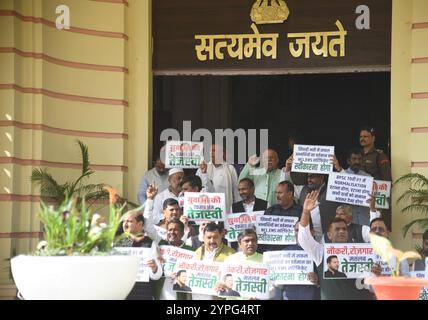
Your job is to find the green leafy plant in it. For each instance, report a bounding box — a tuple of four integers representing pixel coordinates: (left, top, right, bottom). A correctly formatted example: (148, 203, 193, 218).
(370, 233, 421, 277)
(30, 140, 138, 210)
(31, 140, 108, 206)
(35, 186, 127, 256)
(395, 173, 428, 237)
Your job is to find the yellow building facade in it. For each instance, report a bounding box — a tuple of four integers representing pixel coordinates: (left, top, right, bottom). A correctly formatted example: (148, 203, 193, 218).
(0, 0, 427, 298)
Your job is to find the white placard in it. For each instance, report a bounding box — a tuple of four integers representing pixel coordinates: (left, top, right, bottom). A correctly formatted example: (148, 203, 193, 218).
(173, 260, 222, 296)
(323, 243, 390, 279)
(183, 192, 226, 222)
(326, 172, 373, 207)
(112, 247, 152, 282)
(165, 140, 203, 168)
(263, 250, 314, 285)
(292, 144, 334, 174)
(159, 245, 196, 277)
(220, 263, 270, 299)
(256, 215, 298, 245)
(225, 211, 264, 242)
(373, 179, 391, 209)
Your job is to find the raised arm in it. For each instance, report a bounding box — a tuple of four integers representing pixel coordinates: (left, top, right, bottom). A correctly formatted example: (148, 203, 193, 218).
(298, 190, 324, 266)
(143, 184, 162, 244)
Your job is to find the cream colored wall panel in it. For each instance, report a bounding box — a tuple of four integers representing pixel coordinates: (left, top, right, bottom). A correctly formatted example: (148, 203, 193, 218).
(0, 127, 42, 160)
(13, 19, 43, 53)
(0, 127, 14, 156)
(126, 0, 152, 204)
(43, 102, 126, 134)
(2, 16, 125, 66)
(3, 92, 125, 133)
(12, 238, 37, 256)
(391, 0, 414, 249)
(0, 202, 13, 233)
(21, 93, 43, 124)
(0, 17, 14, 47)
(42, 25, 125, 67)
(410, 133, 428, 159)
(11, 202, 41, 239)
(411, 64, 428, 92)
(1, 164, 28, 196)
(0, 54, 14, 84)
(13, 55, 42, 88)
(42, 62, 125, 100)
(0, 165, 14, 195)
(1, 91, 32, 122)
(41, 0, 126, 33)
(41, 96, 125, 133)
(0, 238, 12, 283)
(412, 29, 428, 57)
(12, 0, 42, 16)
(0, 0, 13, 10)
(413, 0, 428, 22)
(0, 92, 14, 120)
(410, 100, 428, 127)
(41, 135, 125, 165)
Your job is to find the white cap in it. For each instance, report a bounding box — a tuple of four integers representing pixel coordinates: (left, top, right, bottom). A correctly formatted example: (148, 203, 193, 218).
(168, 168, 184, 177)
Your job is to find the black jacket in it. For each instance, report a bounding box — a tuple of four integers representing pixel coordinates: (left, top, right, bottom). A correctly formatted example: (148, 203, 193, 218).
(232, 197, 268, 213)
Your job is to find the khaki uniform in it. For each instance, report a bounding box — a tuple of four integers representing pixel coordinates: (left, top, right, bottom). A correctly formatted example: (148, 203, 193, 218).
(362, 147, 391, 181)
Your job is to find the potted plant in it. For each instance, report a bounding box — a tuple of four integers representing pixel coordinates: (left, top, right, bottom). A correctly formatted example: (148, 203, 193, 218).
(365, 234, 428, 300)
(10, 187, 140, 300)
(30, 139, 138, 209)
(394, 173, 428, 238)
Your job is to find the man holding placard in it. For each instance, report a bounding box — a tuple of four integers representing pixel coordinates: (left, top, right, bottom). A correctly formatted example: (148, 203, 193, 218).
(298, 190, 374, 300)
(114, 210, 162, 300)
(332, 148, 373, 226)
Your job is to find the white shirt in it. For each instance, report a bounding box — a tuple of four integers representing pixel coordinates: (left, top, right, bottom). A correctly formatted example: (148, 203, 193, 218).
(243, 201, 255, 213)
(202, 247, 218, 262)
(196, 164, 240, 211)
(298, 223, 324, 266)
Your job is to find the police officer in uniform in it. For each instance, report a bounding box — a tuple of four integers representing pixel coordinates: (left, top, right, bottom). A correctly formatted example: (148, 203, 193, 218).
(359, 126, 391, 181)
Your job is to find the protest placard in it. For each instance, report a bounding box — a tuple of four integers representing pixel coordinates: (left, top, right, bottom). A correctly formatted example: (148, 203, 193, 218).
(263, 250, 314, 285)
(165, 140, 203, 168)
(111, 247, 152, 282)
(159, 245, 196, 277)
(323, 243, 390, 279)
(373, 179, 391, 209)
(256, 215, 297, 245)
(292, 144, 334, 174)
(172, 260, 222, 295)
(220, 263, 270, 299)
(326, 172, 373, 207)
(183, 192, 226, 222)
(225, 211, 264, 242)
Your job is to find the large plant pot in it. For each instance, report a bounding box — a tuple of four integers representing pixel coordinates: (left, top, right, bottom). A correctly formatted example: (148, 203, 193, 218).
(365, 276, 428, 300)
(11, 255, 140, 300)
